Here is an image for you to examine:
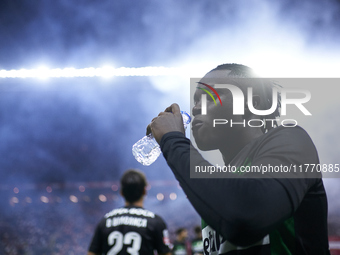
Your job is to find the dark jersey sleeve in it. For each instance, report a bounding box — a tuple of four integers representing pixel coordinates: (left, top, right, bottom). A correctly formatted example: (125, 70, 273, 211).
(88, 219, 104, 254)
(160, 128, 320, 246)
(152, 215, 171, 254)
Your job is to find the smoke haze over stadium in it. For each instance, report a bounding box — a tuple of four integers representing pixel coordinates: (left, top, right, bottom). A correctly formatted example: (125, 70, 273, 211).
(1, 0, 340, 253)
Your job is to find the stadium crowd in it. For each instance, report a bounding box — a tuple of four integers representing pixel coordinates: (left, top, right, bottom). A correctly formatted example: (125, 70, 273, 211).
(0, 189, 200, 255)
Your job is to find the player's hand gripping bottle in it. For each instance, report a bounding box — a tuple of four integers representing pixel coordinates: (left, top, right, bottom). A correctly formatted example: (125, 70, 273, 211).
(132, 111, 191, 166)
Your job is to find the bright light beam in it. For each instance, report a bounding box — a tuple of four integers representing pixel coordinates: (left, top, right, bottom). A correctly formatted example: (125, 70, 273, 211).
(0, 66, 184, 79)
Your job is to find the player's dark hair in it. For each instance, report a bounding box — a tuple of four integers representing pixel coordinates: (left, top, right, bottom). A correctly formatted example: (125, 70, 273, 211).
(120, 169, 147, 203)
(194, 225, 201, 235)
(176, 228, 187, 236)
(211, 63, 281, 133)
(213, 63, 255, 77)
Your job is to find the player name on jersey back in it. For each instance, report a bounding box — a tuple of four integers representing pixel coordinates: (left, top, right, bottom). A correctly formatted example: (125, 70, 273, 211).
(104, 208, 156, 229)
(105, 207, 155, 218)
(106, 216, 148, 228)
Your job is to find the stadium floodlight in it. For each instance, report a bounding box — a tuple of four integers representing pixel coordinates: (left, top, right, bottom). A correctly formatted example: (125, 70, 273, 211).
(99, 194, 107, 202)
(169, 193, 177, 200)
(40, 196, 49, 203)
(69, 195, 78, 203)
(156, 193, 164, 201)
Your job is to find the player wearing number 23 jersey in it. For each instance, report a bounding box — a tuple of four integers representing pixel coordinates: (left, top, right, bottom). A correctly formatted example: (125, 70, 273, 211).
(88, 169, 171, 255)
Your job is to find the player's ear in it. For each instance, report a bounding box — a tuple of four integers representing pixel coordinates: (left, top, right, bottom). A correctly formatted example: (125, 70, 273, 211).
(244, 94, 260, 118)
(143, 187, 147, 196)
(251, 95, 261, 109)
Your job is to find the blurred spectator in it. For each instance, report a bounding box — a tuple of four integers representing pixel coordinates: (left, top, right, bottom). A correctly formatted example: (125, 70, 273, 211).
(172, 227, 191, 255)
(1, 187, 339, 255)
(191, 225, 203, 255)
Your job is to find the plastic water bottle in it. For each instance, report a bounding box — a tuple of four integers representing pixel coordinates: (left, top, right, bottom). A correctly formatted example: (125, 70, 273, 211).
(132, 111, 191, 166)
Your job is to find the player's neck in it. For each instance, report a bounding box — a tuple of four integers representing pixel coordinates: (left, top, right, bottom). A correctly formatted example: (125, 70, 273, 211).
(125, 198, 144, 208)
